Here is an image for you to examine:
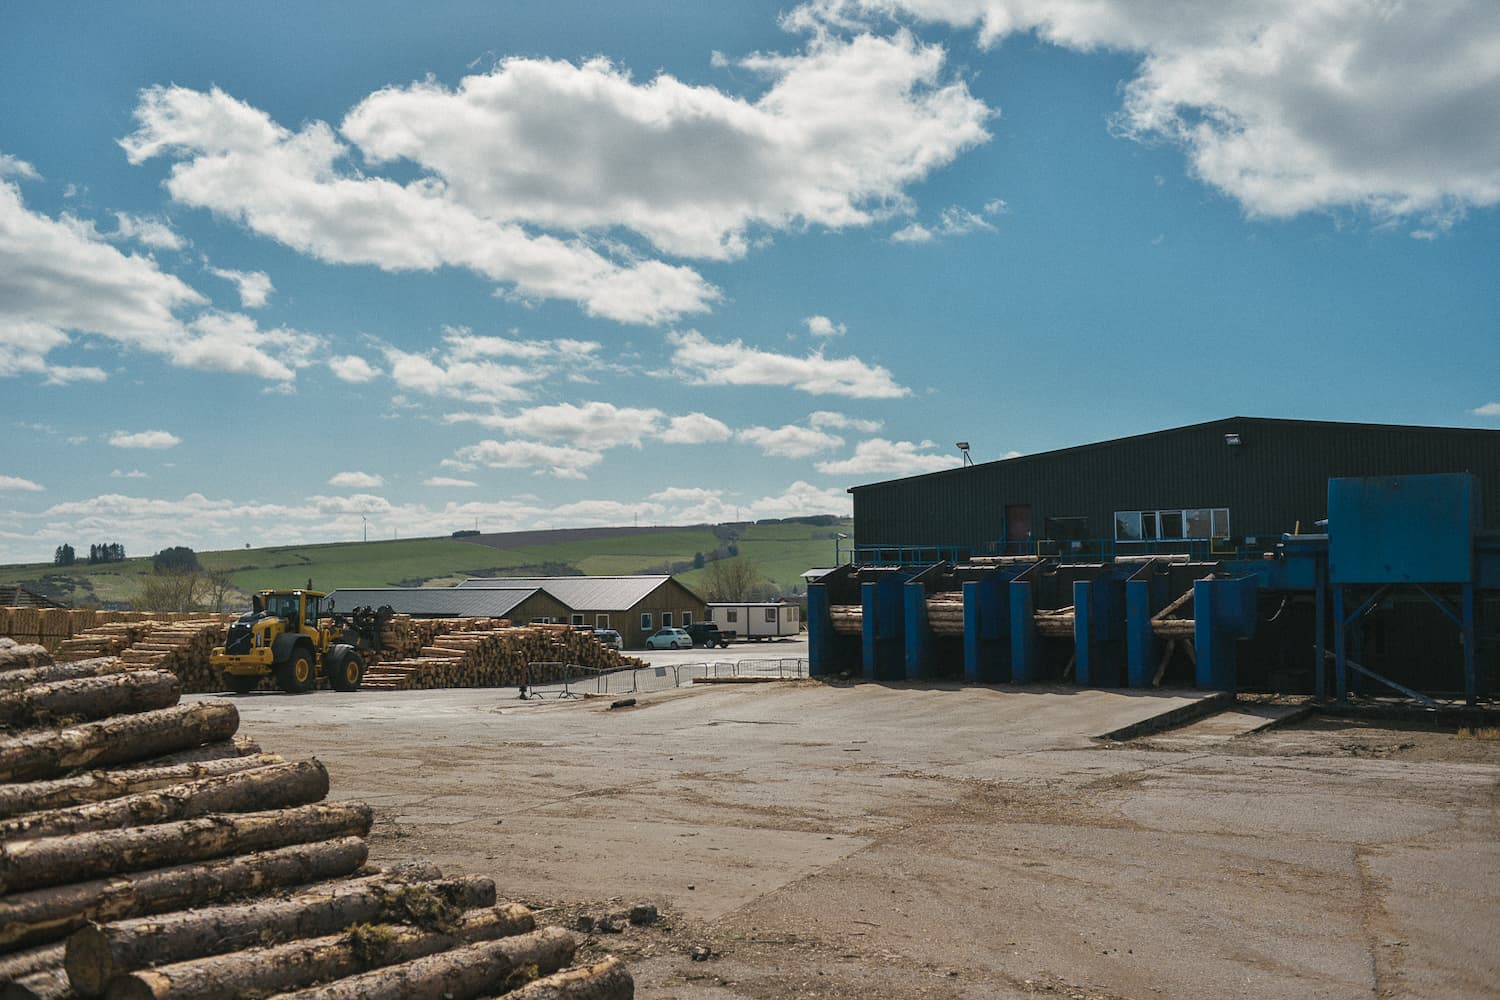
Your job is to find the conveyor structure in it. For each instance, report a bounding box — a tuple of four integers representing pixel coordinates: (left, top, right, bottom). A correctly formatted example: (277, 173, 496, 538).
(808, 474, 1499, 704)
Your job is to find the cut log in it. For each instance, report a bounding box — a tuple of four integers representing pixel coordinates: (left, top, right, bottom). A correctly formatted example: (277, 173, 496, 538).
(0, 702, 240, 783)
(497, 956, 634, 1000)
(0, 801, 372, 895)
(134, 736, 260, 767)
(0, 966, 72, 1000)
(0, 943, 65, 984)
(0, 660, 127, 692)
(262, 926, 578, 1000)
(0, 753, 283, 820)
(104, 904, 536, 1000)
(0, 837, 368, 951)
(65, 869, 487, 998)
(0, 759, 329, 840)
(0, 671, 180, 729)
(0, 640, 51, 673)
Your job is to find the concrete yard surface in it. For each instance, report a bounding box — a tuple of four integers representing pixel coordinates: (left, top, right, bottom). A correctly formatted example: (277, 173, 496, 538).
(216, 682, 1500, 999)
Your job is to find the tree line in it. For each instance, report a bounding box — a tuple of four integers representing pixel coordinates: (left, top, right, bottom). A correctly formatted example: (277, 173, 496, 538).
(53, 542, 128, 566)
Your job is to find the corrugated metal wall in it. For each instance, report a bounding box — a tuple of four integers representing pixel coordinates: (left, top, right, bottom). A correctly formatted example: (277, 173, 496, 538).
(851, 417, 1500, 551)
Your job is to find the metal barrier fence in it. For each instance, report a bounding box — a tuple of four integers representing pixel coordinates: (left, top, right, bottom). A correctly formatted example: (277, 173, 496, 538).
(523, 658, 808, 698)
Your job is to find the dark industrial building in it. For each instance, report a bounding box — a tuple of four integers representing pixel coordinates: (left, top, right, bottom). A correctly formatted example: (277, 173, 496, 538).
(850, 416, 1500, 563)
(811, 417, 1500, 707)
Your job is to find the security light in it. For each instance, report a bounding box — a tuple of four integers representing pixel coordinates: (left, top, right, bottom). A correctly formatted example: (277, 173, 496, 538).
(956, 441, 974, 467)
(1224, 433, 1242, 446)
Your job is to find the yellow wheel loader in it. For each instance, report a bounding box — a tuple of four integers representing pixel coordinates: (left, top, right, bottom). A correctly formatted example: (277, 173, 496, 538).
(210, 590, 367, 694)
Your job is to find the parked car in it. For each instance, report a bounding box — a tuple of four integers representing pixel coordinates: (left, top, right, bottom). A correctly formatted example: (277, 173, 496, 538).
(645, 627, 693, 650)
(685, 621, 734, 648)
(592, 628, 624, 651)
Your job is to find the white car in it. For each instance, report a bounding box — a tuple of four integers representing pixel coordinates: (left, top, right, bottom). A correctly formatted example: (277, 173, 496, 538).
(645, 627, 693, 650)
(592, 628, 624, 651)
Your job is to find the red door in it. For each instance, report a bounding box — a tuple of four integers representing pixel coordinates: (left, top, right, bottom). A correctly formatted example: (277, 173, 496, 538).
(1005, 505, 1032, 555)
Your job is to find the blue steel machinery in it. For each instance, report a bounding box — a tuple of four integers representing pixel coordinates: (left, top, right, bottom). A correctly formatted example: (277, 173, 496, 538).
(808, 474, 1498, 705)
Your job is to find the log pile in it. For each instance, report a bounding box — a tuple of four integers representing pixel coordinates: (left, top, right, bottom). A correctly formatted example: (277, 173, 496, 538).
(114, 621, 231, 694)
(364, 624, 642, 692)
(1150, 584, 1202, 639)
(1034, 606, 1076, 638)
(924, 594, 965, 636)
(0, 642, 49, 674)
(829, 605, 863, 636)
(1, 629, 633, 999)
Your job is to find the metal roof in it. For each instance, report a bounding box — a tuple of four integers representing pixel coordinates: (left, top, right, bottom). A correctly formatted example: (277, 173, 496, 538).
(325, 587, 542, 619)
(458, 575, 674, 610)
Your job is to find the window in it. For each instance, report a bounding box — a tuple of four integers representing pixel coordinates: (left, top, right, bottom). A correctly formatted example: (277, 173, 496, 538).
(681, 611, 692, 626)
(571, 614, 585, 626)
(788, 606, 799, 622)
(595, 614, 609, 628)
(764, 608, 777, 623)
(662, 612, 673, 627)
(705, 608, 715, 622)
(726, 609, 739, 623)
(640, 612, 652, 630)
(1116, 508, 1230, 540)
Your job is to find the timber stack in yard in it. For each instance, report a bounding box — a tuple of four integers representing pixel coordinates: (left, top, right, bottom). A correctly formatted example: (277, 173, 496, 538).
(1, 609, 642, 696)
(0, 638, 633, 998)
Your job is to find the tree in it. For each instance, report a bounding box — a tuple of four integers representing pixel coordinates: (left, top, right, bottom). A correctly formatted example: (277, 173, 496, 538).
(702, 557, 766, 602)
(134, 567, 205, 613)
(692, 551, 705, 570)
(89, 542, 126, 564)
(54, 544, 76, 566)
(204, 568, 237, 613)
(153, 546, 199, 574)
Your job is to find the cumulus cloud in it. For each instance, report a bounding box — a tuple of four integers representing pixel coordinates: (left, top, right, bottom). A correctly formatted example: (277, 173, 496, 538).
(109, 469, 148, 479)
(669, 329, 908, 398)
(120, 86, 717, 325)
(0, 475, 44, 492)
(112, 213, 186, 250)
(0, 178, 320, 385)
(109, 430, 181, 449)
(804, 315, 847, 338)
(804, 0, 1500, 228)
(809, 410, 882, 432)
(816, 437, 958, 475)
(0, 154, 39, 180)
(328, 354, 381, 383)
(342, 33, 990, 261)
(327, 471, 385, 488)
(451, 439, 604, 479)
(659, 412, 733, 444)
(208, 266, 273, 308)
(423, 476, 478, 488)
(1473, 402, 1500, 417)
(377, 329, 604, 403)
(448, 401, 664, 449)
(892, 202, 1001, 243)
(738, 423, 845, 458)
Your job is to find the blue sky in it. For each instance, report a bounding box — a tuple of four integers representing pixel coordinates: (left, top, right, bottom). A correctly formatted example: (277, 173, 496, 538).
(2, 1, 1497, 564)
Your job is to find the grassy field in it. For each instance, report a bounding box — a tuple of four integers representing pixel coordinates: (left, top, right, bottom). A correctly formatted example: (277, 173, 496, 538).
(0, 519, 850, 609)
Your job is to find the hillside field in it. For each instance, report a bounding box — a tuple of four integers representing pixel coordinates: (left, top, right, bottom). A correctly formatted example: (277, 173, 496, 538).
(0, 519, 851, 609)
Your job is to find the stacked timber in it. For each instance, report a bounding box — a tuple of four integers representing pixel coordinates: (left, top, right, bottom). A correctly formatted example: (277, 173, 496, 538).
(0, 631, 631, 999)
(116, 620, 232, 695)
(924, 593, 965, 636)
(54, 625, 153, 665)
(1034, 607, 1076, 638)
(364, 624, 641, 691)
(829, 605, 862, 636)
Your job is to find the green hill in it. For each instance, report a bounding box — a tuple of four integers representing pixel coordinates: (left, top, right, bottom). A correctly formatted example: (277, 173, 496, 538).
(0, 518, 851, 610)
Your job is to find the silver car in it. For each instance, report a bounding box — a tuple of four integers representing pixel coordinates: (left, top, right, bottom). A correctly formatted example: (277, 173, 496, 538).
(592, 628, 624, 651)
(644, 627, 692, 650)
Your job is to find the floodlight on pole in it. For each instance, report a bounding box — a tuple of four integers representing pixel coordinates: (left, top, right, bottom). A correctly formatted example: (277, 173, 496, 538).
(956, 441, 973, 467)
(835, 531, 850, 565)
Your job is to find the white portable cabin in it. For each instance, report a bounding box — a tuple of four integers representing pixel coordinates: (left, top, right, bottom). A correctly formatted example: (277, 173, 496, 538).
(705, 602, 801, 640)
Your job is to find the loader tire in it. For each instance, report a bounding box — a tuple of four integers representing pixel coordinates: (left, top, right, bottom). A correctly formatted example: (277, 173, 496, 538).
(327, 649, 364, 692)
(274, 647, 316, 694)
(224, 672, 260, 694)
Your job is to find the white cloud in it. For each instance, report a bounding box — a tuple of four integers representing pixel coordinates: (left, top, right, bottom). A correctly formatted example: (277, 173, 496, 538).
(816, 437, 958, 476)
(809, 1, 1500, 227)
(327, 471, 385, 489)
(109, 430, 181, 449)
(383, 346, 537, 404)
(0, 475, 43, 492)
(423, 476, 478, 488)
(0, 179, 319, 385)
(112, 213, 186, 251)
(208, 266, 273, 308)
(738, 423, 845, 459)
(669, 329, 909, 399)
(892, 203, 1000, 243)
(121, 86, 718, 325)
(341, 33, 990, 261)
(804, 315, 846, 338)
(328, 354, 381, 383)
(448, 401, 664, 449)
(0, 154, 40, 180)
(109, 469, 148, 479)
(649, 486, 722, 505)
(659, 412, 732, 444)
(452, 439, 604, 479)
(442, 328, 602, 364)
(809, 410, 883, 432)
(891, 221, 933, 243)
(1473, 402, 1500, 417)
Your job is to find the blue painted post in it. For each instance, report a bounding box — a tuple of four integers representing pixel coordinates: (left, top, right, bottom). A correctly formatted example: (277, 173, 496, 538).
(808, 583, 834, 677)
(1314, 559, 1326, 701)
(1125, 576, 1155, 688)
(1194, 577, 1257, 692)
(1073, 579, 1094, 685)
(1463, 582, 1477, 705)
(964, 577, 1009, 682)
(861, 581, 880, 682)
(1333, 586, 1348, 702)
(1010, 577, 1038, 683)
(904, 581, 928, 680)
(963, 580, 981, 683)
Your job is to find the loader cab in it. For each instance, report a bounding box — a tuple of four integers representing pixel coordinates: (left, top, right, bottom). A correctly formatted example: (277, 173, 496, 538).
(255, 590, 323, 632)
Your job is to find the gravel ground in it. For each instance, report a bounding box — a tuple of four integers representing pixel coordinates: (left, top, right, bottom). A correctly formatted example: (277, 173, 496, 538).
(210, 680, 1500, 999)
